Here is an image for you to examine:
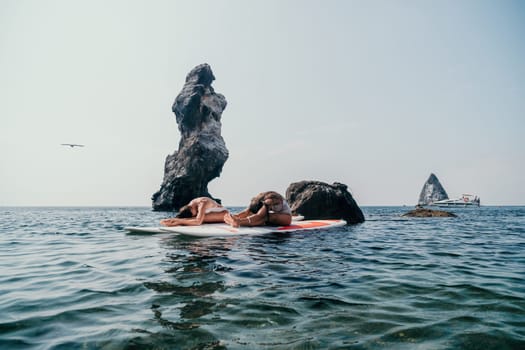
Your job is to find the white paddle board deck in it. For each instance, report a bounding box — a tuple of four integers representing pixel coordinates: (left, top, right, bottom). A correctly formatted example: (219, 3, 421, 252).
(125, 226, 168, 234)
(125, 216, 306, 235)
(161, 219, 346, 238)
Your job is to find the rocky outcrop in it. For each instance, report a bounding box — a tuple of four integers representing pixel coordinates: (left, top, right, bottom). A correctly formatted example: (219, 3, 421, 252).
(418, 173, 448, 205)
(401, 208, 457, 218)
(286, 181, 365, 224)
(152, 64, 228, 211)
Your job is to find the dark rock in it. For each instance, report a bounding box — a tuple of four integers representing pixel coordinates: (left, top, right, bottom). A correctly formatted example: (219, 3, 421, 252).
(285, 181, 365, 224)
(418, 173, 448, 205)
(401, 208, 457, 217)
(152, 64, 228, 211)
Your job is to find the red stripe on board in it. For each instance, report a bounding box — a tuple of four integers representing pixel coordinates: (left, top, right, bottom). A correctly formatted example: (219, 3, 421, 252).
(276, 220, 337, 231)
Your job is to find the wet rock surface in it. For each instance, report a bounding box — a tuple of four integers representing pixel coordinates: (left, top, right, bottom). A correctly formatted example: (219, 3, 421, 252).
(152, 64, 228, 211)
(418, 173, 449, 205)
(286, 181, 365, 224)
(402, 208, 457, 217)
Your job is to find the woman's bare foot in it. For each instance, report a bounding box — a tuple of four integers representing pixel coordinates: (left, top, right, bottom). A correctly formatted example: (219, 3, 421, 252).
(224, 213, 240, 228)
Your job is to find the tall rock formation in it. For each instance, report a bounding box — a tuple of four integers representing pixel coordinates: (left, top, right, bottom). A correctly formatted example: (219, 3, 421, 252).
(286, 181, 365, 224)
(152, 64, 228, 211)
(418, 173, 448, 205)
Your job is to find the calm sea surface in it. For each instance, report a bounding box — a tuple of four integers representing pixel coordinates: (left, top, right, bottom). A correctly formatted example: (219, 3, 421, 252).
(0, 206, 523, 349)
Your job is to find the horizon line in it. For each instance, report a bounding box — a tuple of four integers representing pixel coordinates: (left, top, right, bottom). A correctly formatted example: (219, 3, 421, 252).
(1, 204, 523, 208)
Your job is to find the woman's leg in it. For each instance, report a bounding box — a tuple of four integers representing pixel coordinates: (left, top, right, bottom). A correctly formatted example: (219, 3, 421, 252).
(268, 213, 292, 226)
(203, 211, 229, 223)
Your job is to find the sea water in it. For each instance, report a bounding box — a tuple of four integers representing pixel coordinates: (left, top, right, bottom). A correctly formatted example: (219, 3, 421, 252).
(0, 206, 523, 349)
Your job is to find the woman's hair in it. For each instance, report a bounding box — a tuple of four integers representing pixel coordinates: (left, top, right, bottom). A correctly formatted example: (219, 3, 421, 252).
(249, 198, 264, 214)
(248, 191, 283, 213)
(264, 192, 283, 202)
(175, 205, 193, 218)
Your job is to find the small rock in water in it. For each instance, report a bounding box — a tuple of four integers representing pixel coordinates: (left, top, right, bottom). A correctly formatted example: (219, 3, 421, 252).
(286, 180, 365, 224)
(401, 208, 457, 217)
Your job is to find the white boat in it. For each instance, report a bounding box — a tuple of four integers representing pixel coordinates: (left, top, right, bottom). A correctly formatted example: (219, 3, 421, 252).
(430, 194, 480, 207)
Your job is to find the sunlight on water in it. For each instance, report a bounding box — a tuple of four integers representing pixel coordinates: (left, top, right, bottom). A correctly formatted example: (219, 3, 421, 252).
(0, 206, 524, 349)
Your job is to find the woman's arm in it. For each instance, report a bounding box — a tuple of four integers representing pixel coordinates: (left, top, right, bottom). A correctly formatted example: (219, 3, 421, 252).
(160, 202, 207, 226)
(232, 208, 251, 218)
(175, 202, 207, 226)
(160, 218, 182, 226)
(249, 205, 269, 225)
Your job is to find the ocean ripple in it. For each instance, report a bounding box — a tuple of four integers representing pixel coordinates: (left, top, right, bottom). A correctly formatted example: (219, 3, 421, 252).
(0, 206, 524, 349)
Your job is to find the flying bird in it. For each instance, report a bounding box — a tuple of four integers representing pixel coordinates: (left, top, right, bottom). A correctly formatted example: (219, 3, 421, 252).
(61, 144, 85, 148)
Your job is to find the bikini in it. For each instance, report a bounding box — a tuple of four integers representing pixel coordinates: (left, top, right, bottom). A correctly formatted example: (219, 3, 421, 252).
(268, 200, 292, 215)
(205, 206, 227, 214)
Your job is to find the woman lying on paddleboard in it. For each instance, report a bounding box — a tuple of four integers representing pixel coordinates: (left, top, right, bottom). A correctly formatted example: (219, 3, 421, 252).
(224, 191, 292, 227)
(160, 197, 228, 226)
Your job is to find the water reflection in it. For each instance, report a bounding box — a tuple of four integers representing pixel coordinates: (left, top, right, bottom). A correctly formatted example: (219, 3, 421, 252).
(1, 207, 523, 349)
(141, 235, 237, 342)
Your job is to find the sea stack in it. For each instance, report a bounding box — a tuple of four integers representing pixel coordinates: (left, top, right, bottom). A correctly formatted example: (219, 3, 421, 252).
(286, 181, 365, 224)
(418, 173, 448, 205)
(152, 64, 228, 211)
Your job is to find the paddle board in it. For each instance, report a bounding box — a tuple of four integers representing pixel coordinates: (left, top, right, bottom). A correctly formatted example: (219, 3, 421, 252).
(124, 216, 306, 235)
(160, 219, 346, 238)
(124, 226, 169, 234)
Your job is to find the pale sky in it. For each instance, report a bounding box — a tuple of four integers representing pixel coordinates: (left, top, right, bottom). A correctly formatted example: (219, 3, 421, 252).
(1, 0, 524, 207)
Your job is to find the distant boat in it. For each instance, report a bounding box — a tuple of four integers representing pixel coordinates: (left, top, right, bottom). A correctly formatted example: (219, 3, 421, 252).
(430, 194, 480, 207)
(61, 144, 85, 148)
